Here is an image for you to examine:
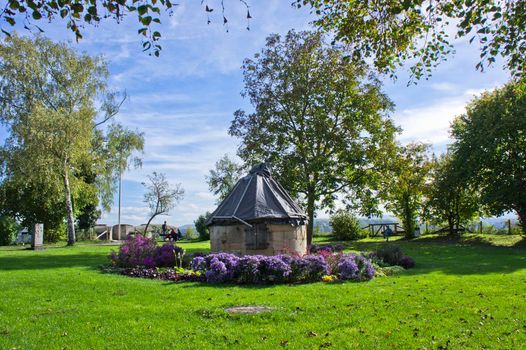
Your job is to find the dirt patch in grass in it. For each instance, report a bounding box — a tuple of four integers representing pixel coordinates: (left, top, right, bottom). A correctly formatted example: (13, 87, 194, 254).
(225, 306, 273, 314)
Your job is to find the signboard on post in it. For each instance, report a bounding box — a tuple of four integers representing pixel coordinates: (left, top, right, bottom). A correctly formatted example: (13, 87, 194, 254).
(31, 223, 44, 250)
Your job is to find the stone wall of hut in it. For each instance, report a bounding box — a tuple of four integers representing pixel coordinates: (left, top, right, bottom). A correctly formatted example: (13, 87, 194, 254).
(210, 223, 307, 256)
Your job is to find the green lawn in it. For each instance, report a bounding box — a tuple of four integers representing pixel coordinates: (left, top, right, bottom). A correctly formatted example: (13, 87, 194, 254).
(1, 235, 526, 349)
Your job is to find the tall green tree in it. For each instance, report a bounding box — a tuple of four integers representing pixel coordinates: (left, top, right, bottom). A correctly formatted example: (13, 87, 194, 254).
(380, 143, 431, 238)
(194, 211, 212, 241)
(206, 154, 244, 204)
(0, 35, 120, 245)
(450, 79, 526, 234)
(229, 30, 398, 245)
(424, 153, 480, 235)
(297, 0, 526, 81)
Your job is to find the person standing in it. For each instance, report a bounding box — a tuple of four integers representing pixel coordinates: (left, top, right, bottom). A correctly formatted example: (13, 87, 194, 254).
(383, 226, 393, 242)
(161, 221, 167, 239)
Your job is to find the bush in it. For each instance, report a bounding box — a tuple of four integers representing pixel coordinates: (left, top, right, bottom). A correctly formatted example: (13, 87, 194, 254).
(0, 216, 19, 246)
(44, 222, 66, 243)
(375, 244, 404, 266)
(110, 235, 158, 268)
(237, 255, 262, 284)
(310, 244, 345, 254)
(336, 254, 375, 281)
(154, 243, 185, 268)
(191, 253, 332, 284)
(292, 255, 330, 282)
(399, 255, 415, 269)
(372, 245, 416, 269)
(192, 253, 239, 283)
(330, 210, 363, 240)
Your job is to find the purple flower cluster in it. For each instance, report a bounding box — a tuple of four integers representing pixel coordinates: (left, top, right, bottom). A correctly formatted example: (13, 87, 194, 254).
(291, 255, 330, 282)
(110, 235, 158, 268)
(154, 243, 185, 268)
(192, 253, 329, 284)
(310, 244, 346, 254)
(337, 253, 375, 281)
(191, 253, 238, 283)
(258, 256, 292, 283)
(370, 245, 416, 269)
(399, 255, 416, 269)
(109, 235, 185, 269)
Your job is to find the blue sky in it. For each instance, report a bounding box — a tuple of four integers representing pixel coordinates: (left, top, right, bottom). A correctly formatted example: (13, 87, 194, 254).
(3, 1, 511, 226)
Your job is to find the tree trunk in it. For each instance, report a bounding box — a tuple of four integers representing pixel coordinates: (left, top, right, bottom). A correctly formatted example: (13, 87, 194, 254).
(64, 170, 76, 246)
(143, 214, 157, 236)
(447, 215, 455, 235)
(517, 206, 526, 236)
(306, 193, 315, 248)
(403, 194, 414, 239)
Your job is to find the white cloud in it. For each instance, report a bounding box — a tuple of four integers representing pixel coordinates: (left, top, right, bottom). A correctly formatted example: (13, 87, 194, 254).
(430, 82, 458, 92)
(394, 85, 501, 147)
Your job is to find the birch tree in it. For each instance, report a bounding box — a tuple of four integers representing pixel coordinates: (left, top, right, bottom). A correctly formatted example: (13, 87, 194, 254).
(0, 35, 120, 245)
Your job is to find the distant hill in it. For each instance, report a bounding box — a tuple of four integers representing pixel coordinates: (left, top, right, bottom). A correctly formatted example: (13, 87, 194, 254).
(178, 224, 196, 233)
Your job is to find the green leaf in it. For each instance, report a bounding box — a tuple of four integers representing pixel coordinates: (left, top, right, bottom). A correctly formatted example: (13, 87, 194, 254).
(138, 5, 148, 15)
(71, 3, 84, 13)
(141, 16, 152, 26)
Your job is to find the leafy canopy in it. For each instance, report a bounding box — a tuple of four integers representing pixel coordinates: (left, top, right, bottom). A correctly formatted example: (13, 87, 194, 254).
(450, 78, 526, 233)
(0, 0, 252, 57)
(297, 0, 526, 82)
(0, 34, 109, 243)
(0, 35, 142, 242)
(380, 143, 431, 238)
(229, 30, 398, 244)
(424, 153, 480, 234)
(206, 154, 243, 204)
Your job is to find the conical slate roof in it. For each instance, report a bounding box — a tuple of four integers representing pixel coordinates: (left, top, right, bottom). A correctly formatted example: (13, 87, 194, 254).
(206, 163, 307, 226)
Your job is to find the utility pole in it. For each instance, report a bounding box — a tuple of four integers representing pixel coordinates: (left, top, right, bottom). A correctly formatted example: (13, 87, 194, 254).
(117, 163, 122, 241)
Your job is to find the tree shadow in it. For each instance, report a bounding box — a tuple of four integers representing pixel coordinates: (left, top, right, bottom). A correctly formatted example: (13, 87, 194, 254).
(0, 251, 108, 271)
(345, 236, 526, 276)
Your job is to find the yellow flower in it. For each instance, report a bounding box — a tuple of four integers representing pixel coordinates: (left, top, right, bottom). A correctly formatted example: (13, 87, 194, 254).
(322, 275, 336, 283)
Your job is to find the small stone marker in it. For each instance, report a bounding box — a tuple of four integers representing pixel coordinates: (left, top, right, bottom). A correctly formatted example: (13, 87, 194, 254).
(225, 306, 273, 314)
(31, 223, 44, 250)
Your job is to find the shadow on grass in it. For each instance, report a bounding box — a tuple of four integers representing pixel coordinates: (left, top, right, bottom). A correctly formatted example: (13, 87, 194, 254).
(0, 252, 108, 271)
(344, 235, 526, 276)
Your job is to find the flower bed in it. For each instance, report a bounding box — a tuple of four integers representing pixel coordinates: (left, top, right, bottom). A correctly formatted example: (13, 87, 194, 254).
(106, 236, 415, 285)
(367, 244, 416, 270)
(189, 251, 380, 284)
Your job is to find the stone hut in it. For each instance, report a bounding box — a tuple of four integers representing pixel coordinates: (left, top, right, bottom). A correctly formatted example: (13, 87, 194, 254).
(111, 224, 135, 240)
(206, 163, 308, 256)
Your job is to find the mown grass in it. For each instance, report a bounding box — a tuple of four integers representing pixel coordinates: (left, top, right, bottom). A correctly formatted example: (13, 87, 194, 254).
(1, 235, 525, 349)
